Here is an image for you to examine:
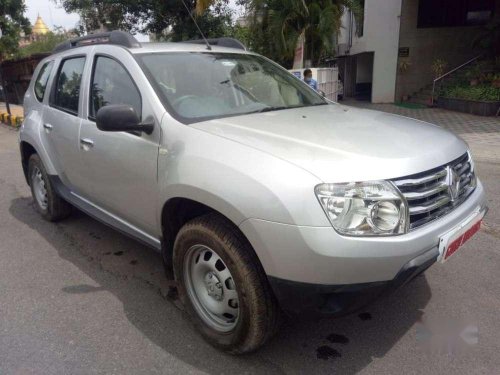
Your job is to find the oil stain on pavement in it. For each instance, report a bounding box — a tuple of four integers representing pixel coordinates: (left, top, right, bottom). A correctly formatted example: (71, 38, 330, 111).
(316, 345, 341, 360)
(326, 333, 349, 344)
(358, 312, 372, 321)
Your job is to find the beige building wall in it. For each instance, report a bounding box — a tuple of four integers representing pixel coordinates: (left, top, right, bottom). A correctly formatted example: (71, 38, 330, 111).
(394, 0, 499, 101)
(338, 0, 403, 103)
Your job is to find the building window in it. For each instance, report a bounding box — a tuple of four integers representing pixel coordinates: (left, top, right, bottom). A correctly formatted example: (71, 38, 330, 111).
(418, 0, 494, 28)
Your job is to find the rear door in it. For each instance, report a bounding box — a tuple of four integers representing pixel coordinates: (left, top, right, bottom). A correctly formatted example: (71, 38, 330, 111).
(78, 47, 162, 236)
(41, 55, 87, 189)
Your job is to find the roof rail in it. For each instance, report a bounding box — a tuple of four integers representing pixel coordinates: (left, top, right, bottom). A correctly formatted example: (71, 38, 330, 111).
(53, 30, 141, 54)
(184, 37, 246, 51)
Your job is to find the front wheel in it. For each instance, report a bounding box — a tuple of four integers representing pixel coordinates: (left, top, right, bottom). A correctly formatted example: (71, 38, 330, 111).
(173, 213, 279, 354)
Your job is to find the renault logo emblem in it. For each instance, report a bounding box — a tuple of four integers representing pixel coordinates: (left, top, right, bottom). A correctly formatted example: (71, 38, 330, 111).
(446, 166, 460, 201)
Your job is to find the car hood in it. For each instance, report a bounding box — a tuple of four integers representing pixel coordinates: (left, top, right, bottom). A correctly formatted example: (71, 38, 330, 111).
(191, 104, 468, 182)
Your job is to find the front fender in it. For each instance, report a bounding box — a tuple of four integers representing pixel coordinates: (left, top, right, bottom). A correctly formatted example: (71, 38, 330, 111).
(157, 120, 330, 232)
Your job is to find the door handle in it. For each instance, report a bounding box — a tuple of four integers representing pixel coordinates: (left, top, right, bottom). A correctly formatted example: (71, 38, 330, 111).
(80, 138, 94, 149)
(43, 123, 53, 131)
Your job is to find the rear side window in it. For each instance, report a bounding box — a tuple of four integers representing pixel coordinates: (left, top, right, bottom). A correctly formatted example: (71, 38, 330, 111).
(52, 57, 86, 115)
(90, 56, 141, 119)
(34, 61, 54, 102)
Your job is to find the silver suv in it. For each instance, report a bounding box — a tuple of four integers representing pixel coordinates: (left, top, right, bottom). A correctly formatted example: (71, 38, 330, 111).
(20, 31, 487, 354)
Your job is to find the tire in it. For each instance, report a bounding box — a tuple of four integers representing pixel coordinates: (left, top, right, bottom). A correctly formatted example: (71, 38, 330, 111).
(28, 154, 71, 221)
(173, 213, 279, 354)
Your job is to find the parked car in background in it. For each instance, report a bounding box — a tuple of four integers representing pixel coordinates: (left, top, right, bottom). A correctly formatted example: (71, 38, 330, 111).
(19, 31, 487, 354)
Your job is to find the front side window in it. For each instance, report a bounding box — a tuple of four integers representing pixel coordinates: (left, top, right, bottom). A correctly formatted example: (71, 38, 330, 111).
(90, 56, 141, 119)
(137, 52, 326, 123)
(52, 57, 86, 114)
(34, 61, 54, 102)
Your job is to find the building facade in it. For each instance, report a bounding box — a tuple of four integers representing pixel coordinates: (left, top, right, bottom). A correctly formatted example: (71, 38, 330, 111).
(336, 0, 499, 103)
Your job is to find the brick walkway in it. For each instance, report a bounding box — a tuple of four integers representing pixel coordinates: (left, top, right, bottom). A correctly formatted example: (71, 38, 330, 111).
(343, 100, 500, 163)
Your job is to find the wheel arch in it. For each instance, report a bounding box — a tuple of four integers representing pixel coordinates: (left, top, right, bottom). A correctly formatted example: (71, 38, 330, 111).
(20, 141, 38, 184)
(19, 126, 58, 181)
(160, 195, 256, 271)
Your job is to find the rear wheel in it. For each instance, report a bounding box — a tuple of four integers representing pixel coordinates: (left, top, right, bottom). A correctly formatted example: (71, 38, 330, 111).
(28, 154, 71, 221)
(173, 213, 279, 354)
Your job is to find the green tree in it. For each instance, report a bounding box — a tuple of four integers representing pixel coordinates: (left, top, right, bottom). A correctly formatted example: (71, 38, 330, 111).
(54, 0, 139, 34)
(244, 0, 361, 67)
(15, 31, 67, 58)
(153, 0, 235, 42)
(0, 0, 31, 59)
(55, 0, 237, 42)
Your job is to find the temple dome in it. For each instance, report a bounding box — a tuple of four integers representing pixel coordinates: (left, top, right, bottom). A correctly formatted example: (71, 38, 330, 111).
(32, 15, 50, 35)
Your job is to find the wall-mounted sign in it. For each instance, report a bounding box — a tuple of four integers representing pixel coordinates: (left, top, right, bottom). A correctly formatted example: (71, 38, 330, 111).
(399, 47, 410, 57)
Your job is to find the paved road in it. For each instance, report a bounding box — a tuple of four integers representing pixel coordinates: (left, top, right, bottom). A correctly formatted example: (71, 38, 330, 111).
(0, 121, 499, 374)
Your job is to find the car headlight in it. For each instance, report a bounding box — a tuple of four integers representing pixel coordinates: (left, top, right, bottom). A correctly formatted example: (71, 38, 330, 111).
(315, 181, 408, 236)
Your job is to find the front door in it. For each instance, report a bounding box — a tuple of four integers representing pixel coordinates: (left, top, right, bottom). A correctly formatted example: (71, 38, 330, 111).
(41, 56, 87, 189)
(78, 52, 161, 237)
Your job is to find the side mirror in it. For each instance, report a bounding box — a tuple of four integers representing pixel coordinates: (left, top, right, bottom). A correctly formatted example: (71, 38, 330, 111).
(96, 104, 154, 134)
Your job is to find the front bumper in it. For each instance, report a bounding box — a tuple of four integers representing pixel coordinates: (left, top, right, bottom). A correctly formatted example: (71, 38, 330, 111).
(267, 245, 438, 317)
(240, 180, 487, 286)
(241, 181, 487, 317)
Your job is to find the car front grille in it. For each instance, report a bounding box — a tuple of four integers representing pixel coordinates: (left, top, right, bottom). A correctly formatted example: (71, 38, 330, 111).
(392, 152, 476, 230)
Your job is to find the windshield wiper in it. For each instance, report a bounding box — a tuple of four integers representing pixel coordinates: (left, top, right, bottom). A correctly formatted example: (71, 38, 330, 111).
(256, 106, 290, 113)
(246, 103, 326, 115)
(257, 102, 327, 112)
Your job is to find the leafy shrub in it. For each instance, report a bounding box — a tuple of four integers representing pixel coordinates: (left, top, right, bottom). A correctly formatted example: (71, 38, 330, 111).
(441, 84, 500, 101)
(431, 59, 448, 78)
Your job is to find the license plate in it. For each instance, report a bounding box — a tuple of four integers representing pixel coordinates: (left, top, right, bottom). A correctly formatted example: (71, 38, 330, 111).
(438, 208, 485, 263)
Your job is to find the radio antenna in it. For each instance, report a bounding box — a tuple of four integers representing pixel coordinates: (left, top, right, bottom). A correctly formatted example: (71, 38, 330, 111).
(180, 0, 212, 50)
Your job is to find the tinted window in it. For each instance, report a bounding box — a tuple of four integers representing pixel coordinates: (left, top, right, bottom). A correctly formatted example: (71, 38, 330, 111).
(34, 61, 54, 102)
(53, 57, 85, 114)
(90, 56, 141, 119)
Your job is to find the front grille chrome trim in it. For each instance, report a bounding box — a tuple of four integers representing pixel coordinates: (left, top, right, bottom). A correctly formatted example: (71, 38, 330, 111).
(403, 182, 449, 200)
(392, 152, 476, 230)
(408, 195, 451, 215)
(393, 169, 447, 188)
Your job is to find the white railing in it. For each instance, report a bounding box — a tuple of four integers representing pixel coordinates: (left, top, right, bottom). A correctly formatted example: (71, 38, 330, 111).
(431, 55, 482, 106)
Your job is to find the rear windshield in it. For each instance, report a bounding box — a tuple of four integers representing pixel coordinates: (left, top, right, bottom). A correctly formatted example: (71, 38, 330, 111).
(136, 52, 326, 124)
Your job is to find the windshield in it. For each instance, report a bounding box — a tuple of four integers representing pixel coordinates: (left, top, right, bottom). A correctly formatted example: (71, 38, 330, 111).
(137, 52, 326, 123)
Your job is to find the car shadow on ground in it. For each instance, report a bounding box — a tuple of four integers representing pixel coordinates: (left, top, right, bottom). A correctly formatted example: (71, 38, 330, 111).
(10, 197, 432, 374)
